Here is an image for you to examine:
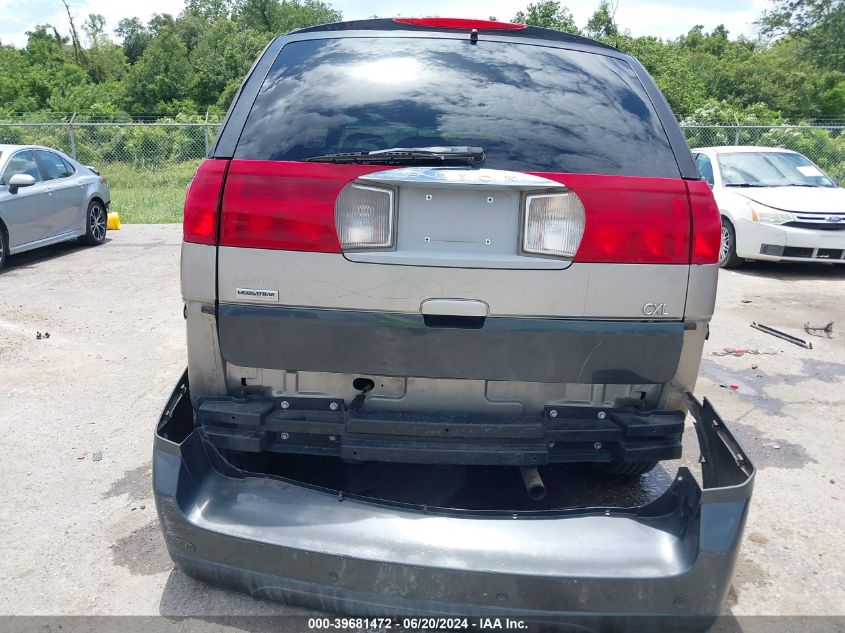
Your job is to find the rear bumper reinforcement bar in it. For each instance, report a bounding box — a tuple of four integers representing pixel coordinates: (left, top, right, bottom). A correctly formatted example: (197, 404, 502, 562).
(154, 370, 754, 624)
(194, 395, 685, 466)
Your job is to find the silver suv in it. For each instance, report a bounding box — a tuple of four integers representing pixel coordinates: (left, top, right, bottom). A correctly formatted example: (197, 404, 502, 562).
(179, 18, 721, 478)
(155, 19, 754, 622)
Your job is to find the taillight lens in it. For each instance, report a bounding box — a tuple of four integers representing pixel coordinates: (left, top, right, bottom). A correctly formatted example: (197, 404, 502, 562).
(523, 192, 585, 258)
(335, 184, 394, 249)
(219, 161, 391, 252)
(686, 181, 722, 264)
(183, 159, 228, 244)
(533, 173, 692, 264)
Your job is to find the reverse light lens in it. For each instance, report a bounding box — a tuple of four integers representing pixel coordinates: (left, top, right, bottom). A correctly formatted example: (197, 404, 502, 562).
(336, 184, 394, 249)
(750, 203, 793, 225)
(523, 192, 586, 258)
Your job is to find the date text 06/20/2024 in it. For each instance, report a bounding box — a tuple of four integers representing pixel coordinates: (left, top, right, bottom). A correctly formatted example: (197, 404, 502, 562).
(307, 618, 529, 630)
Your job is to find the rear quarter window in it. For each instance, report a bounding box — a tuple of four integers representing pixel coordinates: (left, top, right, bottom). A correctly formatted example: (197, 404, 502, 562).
(235, 37, 680, 177)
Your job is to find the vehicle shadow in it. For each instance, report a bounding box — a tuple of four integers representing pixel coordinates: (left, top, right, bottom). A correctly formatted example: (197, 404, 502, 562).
(724, 260, 845, 281)
(0, 238, 112, 275)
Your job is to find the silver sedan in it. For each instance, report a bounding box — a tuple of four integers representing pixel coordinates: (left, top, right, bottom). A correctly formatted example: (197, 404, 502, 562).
(0, 144, 111, 269)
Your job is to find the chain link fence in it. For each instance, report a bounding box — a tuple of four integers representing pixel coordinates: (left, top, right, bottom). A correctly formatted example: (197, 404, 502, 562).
(0, 121, 222, 223)
(0, 120, 842, 222)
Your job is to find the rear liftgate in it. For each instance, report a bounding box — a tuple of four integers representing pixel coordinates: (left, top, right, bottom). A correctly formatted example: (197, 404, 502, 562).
(154, 372, 754, 624)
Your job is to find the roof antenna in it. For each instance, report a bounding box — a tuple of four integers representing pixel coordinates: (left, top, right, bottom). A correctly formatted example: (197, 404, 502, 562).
(470, 28, 479, 44)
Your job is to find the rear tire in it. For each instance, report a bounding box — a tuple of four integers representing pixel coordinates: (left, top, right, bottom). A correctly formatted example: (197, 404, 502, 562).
(79, 200, 107, 246)
(595, 460, 658, 477)
(0, 223, 7, 270)
(718, 217, 743, 269)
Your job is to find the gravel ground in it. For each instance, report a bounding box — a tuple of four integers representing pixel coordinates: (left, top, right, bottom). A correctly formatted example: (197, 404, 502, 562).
(0, 225, 844, 620)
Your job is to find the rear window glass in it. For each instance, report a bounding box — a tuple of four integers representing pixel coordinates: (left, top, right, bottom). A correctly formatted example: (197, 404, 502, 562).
(235, 37, 679, 177)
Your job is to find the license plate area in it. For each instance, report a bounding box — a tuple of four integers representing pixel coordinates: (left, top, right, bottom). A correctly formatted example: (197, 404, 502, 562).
(399, 188, 519, 256)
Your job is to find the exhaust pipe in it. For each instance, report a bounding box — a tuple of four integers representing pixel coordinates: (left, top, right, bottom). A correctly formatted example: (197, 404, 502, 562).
(520, 466, 547, 501)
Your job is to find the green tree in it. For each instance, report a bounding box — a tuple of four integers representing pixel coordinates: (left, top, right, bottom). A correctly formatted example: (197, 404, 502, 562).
(123, 27, 191, 113)
(512, 1, 581, 33)
(0, 45, 40, 113)
(82, 15, 128, 84)
(115, 18, 151, 64)
(189, 19, 265, 107)
(185, 0, 233, 21)
(148, 14, 177, 35)
(233, 0, 341, 34)
(0, 0, 842, 131)
(585, 0, 618, 38)
(759, 0, 845, 72)
(714, 37, 845, 118)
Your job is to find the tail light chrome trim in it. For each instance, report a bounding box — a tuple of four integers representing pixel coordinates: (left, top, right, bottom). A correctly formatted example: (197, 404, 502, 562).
(358, 166, 565, 189)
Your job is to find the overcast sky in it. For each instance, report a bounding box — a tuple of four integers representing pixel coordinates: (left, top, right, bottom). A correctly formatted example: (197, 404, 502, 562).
(0, 0, 768, 48)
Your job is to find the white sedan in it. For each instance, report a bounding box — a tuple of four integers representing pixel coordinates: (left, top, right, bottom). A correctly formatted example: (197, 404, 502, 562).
(692, 146, 845, 268)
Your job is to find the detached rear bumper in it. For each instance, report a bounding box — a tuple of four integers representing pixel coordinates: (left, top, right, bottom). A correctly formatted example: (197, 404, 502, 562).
(154, 372, 754, 622)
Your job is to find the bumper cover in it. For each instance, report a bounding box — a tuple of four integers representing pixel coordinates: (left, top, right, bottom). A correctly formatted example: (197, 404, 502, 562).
(735, 218, 845, 261)
(154, 371, 754, 620)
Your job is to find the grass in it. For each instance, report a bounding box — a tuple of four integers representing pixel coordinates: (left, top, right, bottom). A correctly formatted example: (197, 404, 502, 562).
(102, 160, 200, 223)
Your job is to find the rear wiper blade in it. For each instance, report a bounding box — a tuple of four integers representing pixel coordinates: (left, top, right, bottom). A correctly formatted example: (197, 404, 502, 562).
(305, 146, 485, 166)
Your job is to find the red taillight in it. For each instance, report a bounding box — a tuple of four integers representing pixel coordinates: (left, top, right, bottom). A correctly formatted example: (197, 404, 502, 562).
(535, 173, 692, 264)
(219, 161, 393, 252)
(687, 181, 722, 264)
(393, 17, 526, 30)
(183, 159, 229, 244)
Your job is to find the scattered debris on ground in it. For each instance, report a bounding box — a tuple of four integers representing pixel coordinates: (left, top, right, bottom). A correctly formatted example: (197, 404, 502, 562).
(751, 322, 813, 349)
(710, 347, 778, 357)
(804, 321, 835, 338)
